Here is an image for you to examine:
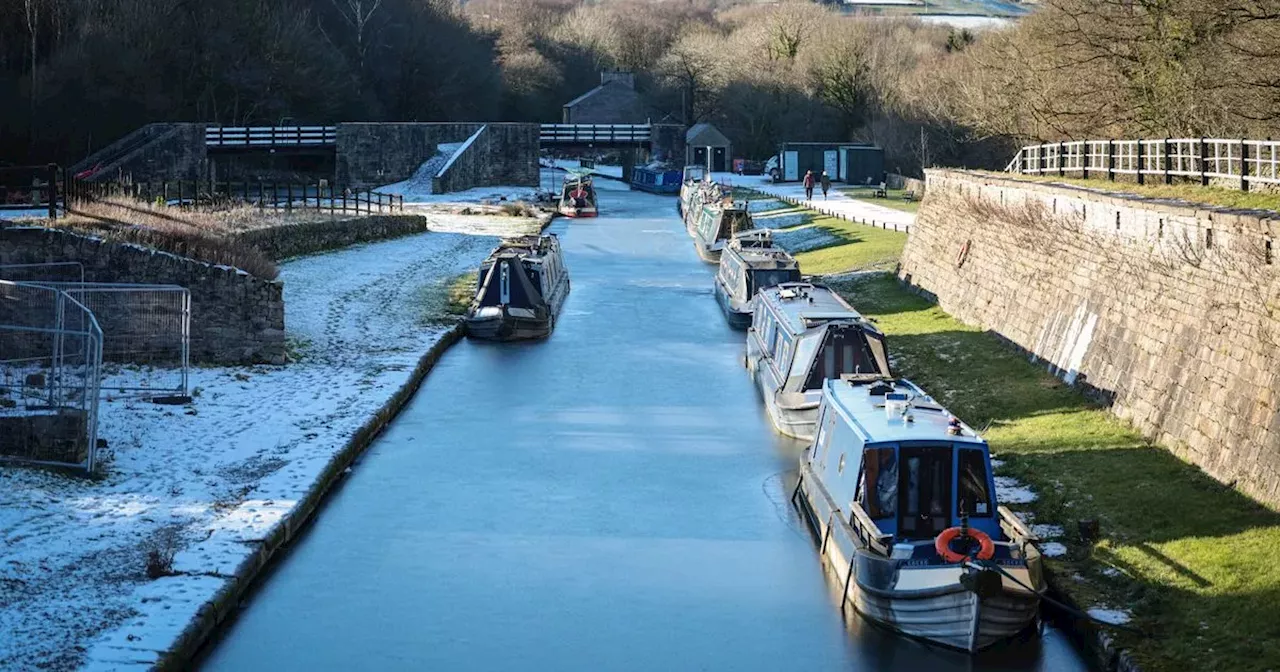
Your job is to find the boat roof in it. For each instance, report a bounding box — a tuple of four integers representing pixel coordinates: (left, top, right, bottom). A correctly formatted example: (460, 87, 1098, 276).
(727, 235, 799, 269)
(489, 234, 557, 260)
(758, 282, 866, 334)
(824, 377, 986, 446)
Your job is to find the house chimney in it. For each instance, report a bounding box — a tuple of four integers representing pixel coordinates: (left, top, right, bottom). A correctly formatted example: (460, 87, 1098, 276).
(601, 71, 635, 89)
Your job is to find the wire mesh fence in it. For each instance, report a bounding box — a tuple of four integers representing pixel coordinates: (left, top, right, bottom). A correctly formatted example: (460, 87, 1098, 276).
(0, 280, 103, 472)
(32, 283, 190, 399)
(1006, 138, 1280, 190)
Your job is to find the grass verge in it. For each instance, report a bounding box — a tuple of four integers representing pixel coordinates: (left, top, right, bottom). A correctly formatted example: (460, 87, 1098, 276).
(828, 273, 1280, 671)
(788, 214, 907, 275)
(731, 187, 908, 275)
(836, 186, 921, 214)
(984, 171, 1280, 214)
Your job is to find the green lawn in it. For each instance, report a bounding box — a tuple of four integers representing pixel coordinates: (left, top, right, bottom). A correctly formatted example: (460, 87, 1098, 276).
(991, 171, 1280, 214)
(734, 188, 908, 274)
(837, 186, 922, 214)
(790, 215, 907, 274)
(829, 274, 1280, 672)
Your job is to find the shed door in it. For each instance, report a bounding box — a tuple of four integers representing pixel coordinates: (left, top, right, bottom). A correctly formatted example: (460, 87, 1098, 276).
(712, 147, 727, 172)
(824, 150, 839, 179)
(693, 146, 708, 168)
(838, 149, 848, 182)
(784, 151, 799, 181)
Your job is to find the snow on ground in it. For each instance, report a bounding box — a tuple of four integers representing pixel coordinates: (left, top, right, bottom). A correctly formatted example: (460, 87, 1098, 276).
(1040, 542, 1068, 558)
(0, 208, 52, 220)
(1087, 608, 1133, 625)
(994, 475, 1038, 504)
(544, 158, 624, 179)
(713, 172, 916, 231)
(373, 142, 463, 198)
(0, 229, 498, 671)
(752, 210, 813, 230)
(772, 225, 843, 253)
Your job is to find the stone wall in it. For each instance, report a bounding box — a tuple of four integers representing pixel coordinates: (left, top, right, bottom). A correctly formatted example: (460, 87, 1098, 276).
(0, 226, 284, 365)
(234, 215, 432, 260)
(335, 122, 539, 190)
(73, 123, 207, 183)
(899, 169, 1280, 506)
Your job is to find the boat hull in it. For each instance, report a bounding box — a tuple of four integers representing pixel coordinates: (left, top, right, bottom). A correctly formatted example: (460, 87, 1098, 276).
(744, 334, 817, 441)
(465, 311, 552, 342)
(559, 208, 598, 218)
(795, 465, 1040, 653)
(694, 243, 722, 265)
(714, 280, 752, 331)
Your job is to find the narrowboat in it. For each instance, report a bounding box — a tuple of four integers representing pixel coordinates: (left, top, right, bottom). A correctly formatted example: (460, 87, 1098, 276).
(464, 234, 570, 341)
(745, 282, 891, 441)
(558, 171, 598, 218)
(794, 377, 1044, 652)
(714, 230, 801, 330)
(693, 201, 754, 264)
(678, 166, 721, 229)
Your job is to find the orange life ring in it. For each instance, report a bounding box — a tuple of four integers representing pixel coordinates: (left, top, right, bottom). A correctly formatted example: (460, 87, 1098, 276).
(935, 526, 996, 563)
(955, 239, 972, 268)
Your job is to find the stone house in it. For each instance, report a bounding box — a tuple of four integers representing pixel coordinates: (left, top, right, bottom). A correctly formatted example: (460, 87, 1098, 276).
(561, 72, 657, 124)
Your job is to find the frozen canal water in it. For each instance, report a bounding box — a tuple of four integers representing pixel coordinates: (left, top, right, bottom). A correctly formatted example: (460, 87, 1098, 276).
(201, 182, 1090, 671)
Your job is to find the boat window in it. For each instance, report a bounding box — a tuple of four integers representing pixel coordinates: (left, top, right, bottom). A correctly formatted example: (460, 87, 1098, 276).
(748, 269, 799, 296)
(863, 447, 897, 519)
(956, 449, 993, 517)
(897, 447, 953, 540)
(803, 325, 883, 390)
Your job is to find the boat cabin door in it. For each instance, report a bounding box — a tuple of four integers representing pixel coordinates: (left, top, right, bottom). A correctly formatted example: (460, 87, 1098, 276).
(896, 446, 952, 541)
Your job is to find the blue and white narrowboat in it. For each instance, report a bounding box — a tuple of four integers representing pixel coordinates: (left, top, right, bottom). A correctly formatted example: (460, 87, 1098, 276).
(794, 378, 1044, 652)
(692, 201, 754, 264)
(746, 282, 891, 441)
(464, 235, 570, 341)
(714, 230, 800, 330)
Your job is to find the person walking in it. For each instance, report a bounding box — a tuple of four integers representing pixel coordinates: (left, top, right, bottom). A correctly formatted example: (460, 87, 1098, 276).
(803, 170, 815, 201)
(820, 171, 831, 200)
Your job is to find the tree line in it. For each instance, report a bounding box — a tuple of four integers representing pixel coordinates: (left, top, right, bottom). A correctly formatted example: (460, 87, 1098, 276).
(2, 0, 1277, 175)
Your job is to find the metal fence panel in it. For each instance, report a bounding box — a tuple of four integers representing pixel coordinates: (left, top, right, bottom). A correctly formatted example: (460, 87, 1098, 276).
(0, 281, 102, 472)
(31, 283, 190, 398)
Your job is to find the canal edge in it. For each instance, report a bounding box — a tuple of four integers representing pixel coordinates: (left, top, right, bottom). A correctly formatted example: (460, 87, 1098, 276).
(152, 323, 467, 671)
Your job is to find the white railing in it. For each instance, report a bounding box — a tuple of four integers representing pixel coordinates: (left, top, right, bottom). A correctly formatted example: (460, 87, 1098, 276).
(1006, 138, 1280, 189)
(205, 126, 337, 147)
(539, 124, 652, 143)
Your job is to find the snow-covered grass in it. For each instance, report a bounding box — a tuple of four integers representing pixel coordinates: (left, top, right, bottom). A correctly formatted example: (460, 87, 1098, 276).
(0, 208, 53, 220)
(715, 174, 915, 231)
(771, 225, 843, 253)
(0, 230, 497, 671)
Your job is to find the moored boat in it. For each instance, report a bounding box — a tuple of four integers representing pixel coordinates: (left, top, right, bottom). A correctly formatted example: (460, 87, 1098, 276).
(558, 171, 598, 218)
(678, 165, 722, 232)
(745, 282, 891, 440)
(793, 377, 1045, 652)
(693, 200, 754, 264)
(714, 230, 800, 330)
(464, 235, 570, 341)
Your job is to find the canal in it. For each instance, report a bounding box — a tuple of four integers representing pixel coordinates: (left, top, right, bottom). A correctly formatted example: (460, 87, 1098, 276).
(202, 181, 1090, 671)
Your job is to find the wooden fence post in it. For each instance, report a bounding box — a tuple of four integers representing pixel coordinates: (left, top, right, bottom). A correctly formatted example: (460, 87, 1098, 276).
(258, 181, 265, 211)
(1107, 140, 1115, 181)
(1241, 139, 1250, 192)
(1136, 140, 1145, 185)
(1200, 138, 1209, 186)
(1164, 138, 1173, 185)
(286, 183, 293, 212)
(1058, 142, 1065, 176)
(1082, 143, 1090, 180)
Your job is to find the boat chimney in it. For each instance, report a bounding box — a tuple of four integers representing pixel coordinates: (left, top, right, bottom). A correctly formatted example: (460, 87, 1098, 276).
(947, 416, 963, 435)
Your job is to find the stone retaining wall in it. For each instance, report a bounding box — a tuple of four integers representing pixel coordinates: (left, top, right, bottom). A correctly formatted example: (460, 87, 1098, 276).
(0, 226, 284, 365)
(899, 169, 1280, 506)
(336, 122, 539, 190)
(234, 215, 433, 260)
